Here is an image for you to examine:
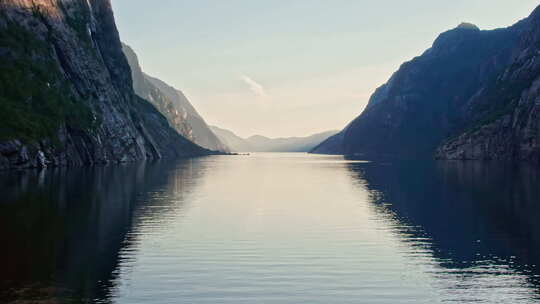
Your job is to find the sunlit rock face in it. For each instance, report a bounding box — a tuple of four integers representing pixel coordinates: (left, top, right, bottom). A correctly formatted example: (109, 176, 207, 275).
(122, 44, 230, 152)
(316, 5, 540, 162)
(0, 0, 208, 170)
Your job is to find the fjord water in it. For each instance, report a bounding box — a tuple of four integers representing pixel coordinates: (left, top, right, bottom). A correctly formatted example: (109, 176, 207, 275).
(1, 154, 540, 303)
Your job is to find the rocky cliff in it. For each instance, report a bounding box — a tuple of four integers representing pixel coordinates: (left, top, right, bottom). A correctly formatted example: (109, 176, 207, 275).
(0, 0, 208, 170)
(122, 44, 229, 152)
(436, 7, 540, 162)
(314, 7, 540, 162)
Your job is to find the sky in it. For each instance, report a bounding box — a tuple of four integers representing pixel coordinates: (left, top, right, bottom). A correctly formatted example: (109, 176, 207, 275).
(111, 0, 539, 138)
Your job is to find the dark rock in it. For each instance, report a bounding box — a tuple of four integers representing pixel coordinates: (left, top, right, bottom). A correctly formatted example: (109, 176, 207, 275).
(0, 0, 210, 170)
(0, 140, 21, 156)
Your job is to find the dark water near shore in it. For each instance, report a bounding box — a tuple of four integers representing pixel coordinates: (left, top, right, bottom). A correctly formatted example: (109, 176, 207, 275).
(1, 153, 540, 303)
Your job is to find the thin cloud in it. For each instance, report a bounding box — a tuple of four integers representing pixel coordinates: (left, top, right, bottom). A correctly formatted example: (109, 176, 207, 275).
(241, 75, 268, 99)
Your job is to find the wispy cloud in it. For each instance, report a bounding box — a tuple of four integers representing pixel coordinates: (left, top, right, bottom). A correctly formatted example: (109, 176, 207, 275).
(241, 75, 268, 99)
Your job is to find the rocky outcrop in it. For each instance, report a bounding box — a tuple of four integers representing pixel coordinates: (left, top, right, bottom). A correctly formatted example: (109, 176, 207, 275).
(0, 0, 208, 170)
(315, 6, 540, 162)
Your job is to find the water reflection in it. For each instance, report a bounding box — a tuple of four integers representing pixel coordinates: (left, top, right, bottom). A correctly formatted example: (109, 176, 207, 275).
(3, 154, 540, 303)
(0, 159, 207, 303)
(348, 160, 540, 301)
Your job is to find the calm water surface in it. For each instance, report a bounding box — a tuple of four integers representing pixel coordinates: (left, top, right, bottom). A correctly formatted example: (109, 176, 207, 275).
(1, 153, 540, 303)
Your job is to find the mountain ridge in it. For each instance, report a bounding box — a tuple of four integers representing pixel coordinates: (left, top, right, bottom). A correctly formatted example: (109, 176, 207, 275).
(313, 7, 540, 162)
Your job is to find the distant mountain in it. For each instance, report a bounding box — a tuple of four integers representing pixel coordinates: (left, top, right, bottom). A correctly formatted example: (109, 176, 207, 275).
(314, 5, 540, 163)
(122, 44, 229, 152)
(245, 131, 339, 152)
(211, 127, 338, 152)
(210, 126, 254, 152)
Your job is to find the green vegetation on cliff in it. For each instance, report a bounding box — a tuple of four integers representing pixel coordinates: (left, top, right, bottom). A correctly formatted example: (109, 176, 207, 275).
(0, 20, 94, 142)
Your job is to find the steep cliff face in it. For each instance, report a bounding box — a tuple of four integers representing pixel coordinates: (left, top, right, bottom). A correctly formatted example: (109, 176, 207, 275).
(314, 10, 539, 160)
(0, 0, 208, 170)
(122, 44, 229, 152)
(436, 7, 540, 162)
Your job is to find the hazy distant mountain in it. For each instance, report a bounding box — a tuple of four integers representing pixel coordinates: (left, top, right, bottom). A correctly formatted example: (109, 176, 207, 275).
(123, 44, 229, 152)
(314, 5, 540, 163)
(211, 127, 338, 152)
(210, 126, 254, 152)
(245, 131, 339, 152)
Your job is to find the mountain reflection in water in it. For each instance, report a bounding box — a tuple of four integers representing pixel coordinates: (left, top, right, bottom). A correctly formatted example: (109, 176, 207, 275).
(348, 160, 540, 300)
(1, 154, 540, 303)
(0, 159, 207, 303)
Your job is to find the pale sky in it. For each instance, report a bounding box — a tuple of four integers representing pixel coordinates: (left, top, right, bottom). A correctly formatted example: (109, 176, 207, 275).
(112, 0, 539, 138)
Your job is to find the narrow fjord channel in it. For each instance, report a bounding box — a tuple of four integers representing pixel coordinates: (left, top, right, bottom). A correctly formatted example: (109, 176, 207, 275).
(1, 153, 540, 303)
